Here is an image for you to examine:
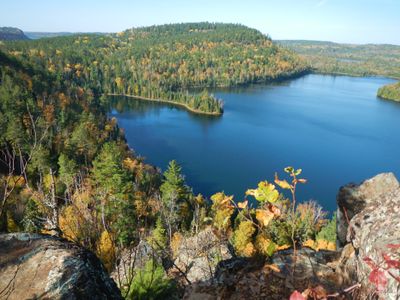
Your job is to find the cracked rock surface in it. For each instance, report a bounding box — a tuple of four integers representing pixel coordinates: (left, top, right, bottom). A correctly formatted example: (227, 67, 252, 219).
(0, 233, 122, 300)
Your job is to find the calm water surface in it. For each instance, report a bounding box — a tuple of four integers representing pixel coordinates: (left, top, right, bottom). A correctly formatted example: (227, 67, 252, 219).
(109, 74, 400, 211)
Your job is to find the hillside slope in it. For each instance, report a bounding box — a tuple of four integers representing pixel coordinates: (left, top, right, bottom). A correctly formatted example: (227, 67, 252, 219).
(1, 23, 309, 114)
(277, 40, 400, 79)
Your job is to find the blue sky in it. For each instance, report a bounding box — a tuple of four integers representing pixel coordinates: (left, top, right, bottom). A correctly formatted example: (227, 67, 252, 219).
(2, 0, 399, 44)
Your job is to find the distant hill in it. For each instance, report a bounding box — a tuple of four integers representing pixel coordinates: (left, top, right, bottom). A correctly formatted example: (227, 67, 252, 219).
(276, 40, 337, 46)
(25, 32, 76, 39)
(0, 27, 29, 40)
(276, 40, 400, 79)
(25, 32, 109, 39)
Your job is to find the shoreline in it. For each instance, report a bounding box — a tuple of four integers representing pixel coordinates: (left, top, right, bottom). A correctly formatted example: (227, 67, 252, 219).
(377, 95, 400, 102)
(107, 71, 398, 116)
(311, 70, 400, 81)
(106, 70, 310, 116)
(107, 94, 223, 116)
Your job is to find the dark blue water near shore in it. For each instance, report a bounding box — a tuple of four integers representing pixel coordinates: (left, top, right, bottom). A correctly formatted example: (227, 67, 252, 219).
(109, 74, 400, 211)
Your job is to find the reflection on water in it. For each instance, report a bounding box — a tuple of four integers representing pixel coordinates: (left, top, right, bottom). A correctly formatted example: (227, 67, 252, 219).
(109, 96, 222, 127)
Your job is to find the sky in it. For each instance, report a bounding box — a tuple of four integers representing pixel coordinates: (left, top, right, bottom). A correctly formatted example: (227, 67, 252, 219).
(2, 0, 399, 44)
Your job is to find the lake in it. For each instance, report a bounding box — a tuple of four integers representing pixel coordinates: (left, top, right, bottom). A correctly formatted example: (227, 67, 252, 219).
(109, 74, 400, 211)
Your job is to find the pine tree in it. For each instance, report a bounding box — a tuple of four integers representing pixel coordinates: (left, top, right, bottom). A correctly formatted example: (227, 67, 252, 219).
(160, 160, 191, 240)
(92, 142, 129, 196)
(58, 153, 77, 196)
(92, 142, 135, 245)
(22, 199, 44, 233)
(148, 217, 167, 251)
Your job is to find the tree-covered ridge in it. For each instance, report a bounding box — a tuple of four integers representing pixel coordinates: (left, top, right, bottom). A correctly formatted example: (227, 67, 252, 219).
(1, 23, 309, 115)
(277, 40, 400, 79)
(377, 81, 400, 102)
(115, 23, 309, 88)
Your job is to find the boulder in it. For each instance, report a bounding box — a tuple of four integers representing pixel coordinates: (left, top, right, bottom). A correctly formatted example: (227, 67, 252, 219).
(337, 173, 400, 299)
(184, 249, 343, 300)
(0, 233, 122, 299)
(173, 227, 232, 283)
(111, 240, 161, 288)
(271, 248, 341, 286)
(337, 172, 399, 245)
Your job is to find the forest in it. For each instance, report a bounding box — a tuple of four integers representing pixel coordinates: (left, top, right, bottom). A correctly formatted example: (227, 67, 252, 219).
(377, 81, 400, 102)
(277, 40, 400, 79)
(0, 23, 335, 298)
(1, 23, 309, 115)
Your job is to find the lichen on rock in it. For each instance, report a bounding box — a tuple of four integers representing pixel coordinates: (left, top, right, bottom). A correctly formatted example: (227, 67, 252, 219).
(0, 233, 122, 299)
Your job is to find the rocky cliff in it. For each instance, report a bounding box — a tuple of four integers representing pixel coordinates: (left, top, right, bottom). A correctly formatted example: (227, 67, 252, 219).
(0, 27, 29, 40)
(0, 233, 122, 299)
(0, 173, 399, 299)
(337, 172, 400, 299)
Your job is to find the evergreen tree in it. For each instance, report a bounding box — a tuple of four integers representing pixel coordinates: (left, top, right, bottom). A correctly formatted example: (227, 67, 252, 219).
(160, 160, 191, 239)
(92, 142, 135, 245)
(148, 217, 167, 251)
(92, 142, 129, 196)
(22, 199, 44, 233)
(58, 153, 77, 193)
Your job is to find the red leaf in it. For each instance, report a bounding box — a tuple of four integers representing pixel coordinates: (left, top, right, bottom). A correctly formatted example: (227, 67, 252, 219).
(363, 257, 376, 268)
(289, 290, 306, 300)
(383, 254, 400, 269)
(387, 244, 400, 249)
(369, 269, 388, 292)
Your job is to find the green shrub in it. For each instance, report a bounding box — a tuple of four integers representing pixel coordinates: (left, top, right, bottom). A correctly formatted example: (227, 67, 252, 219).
(127, 260, 176, 300)
(316, 213, 337, 243)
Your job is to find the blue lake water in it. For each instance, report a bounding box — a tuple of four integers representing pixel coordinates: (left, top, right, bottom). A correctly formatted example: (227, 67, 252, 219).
(109, 74, 400, 211)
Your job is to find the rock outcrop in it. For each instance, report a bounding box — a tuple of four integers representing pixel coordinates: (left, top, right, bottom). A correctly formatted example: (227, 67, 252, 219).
(0, 233, 122, 299)
(111, 240, 161, 288)
(336, 172, 399, 246)
(337, 172, 400, 299)
(184, 249, 344, 300)
(173, 228, 232, 283)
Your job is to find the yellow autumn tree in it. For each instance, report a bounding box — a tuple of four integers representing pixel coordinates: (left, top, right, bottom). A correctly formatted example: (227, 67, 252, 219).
(210, 192, 234, 233)
(59, 205, 81, 242)
(97, 230, 116, 272)
(255, 233, 276, 257)
(232, 220, 256, 257)
(115, 77, 124, 93)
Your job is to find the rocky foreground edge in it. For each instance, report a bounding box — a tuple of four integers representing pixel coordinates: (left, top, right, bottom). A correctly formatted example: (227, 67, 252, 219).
(183, 173, 400, 299)
(0, 173, 399, 299)
(0, 233, 122, 299)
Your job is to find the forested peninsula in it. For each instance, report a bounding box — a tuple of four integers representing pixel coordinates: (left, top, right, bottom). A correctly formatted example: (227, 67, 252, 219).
(1, 23, 309, 115)
(377, 81, 400, 102)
